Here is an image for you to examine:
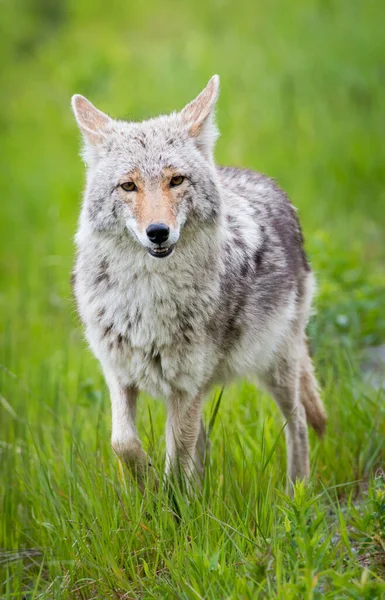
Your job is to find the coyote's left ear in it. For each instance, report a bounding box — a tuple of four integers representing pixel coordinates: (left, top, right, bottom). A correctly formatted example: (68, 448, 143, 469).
(180, 75, 220, 156)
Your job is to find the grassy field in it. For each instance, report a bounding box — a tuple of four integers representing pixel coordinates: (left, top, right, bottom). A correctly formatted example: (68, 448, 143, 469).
(1, 0, 385, 597)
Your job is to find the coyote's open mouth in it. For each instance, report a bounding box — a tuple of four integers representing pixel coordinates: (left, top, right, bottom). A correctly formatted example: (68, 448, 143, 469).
(148, 245, 174, 258)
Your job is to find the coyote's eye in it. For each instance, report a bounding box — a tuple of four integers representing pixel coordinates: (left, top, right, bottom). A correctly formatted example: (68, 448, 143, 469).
(170, 175, 185, 187)
(121, 181, 137, 192)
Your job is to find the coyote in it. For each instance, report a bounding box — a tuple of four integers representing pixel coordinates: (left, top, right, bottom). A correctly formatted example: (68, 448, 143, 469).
(71, 75, 326, 492)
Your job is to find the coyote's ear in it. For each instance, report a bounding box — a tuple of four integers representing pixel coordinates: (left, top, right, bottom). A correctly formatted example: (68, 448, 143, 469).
(71, 95, 112, 145)
(180, 75, 220, 156)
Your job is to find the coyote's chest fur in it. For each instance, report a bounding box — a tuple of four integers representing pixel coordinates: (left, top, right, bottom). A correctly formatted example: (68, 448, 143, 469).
(75, 231, 222, 398)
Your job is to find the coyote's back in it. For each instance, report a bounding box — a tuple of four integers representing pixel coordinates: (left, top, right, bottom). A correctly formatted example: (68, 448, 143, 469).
(71, 75, 326, 493)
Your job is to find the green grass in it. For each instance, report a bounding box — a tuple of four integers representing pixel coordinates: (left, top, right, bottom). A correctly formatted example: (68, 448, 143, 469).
(1, 0, 385, 597)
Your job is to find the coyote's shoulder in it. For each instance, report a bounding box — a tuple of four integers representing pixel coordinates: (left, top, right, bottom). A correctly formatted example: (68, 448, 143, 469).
(219, 165, 310, 279)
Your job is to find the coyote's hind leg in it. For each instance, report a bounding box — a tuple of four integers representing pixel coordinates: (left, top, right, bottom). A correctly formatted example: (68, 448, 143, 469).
(261, 356, 309, 491)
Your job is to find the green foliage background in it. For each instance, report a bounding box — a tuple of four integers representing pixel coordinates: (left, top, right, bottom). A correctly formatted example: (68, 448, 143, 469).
(1, 0, 385, 597)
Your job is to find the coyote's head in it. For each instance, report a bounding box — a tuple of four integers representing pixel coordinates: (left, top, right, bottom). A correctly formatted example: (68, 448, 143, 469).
(72, 76, 221, 258)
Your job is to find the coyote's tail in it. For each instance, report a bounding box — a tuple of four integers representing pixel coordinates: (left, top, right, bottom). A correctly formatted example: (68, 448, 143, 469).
(300, 349, 327, 437)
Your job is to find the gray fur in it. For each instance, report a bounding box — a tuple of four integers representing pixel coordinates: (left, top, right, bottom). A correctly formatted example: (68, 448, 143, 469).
(71, 76, 326, 491)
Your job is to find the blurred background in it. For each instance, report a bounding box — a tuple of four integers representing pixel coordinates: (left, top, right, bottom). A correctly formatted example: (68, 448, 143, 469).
(1, 0, 385, 596)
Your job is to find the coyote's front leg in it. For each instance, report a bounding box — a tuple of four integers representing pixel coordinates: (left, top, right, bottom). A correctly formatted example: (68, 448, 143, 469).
(165, 393, 207, 486)
(104, 369, 152, 492)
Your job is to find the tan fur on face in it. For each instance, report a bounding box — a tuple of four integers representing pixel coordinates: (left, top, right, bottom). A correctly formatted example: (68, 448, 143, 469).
(120, 168, 183, 231)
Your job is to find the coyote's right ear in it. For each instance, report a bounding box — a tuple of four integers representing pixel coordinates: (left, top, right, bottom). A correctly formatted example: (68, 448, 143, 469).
(71, 95, 112, 146)
(180, 75, 220, 157)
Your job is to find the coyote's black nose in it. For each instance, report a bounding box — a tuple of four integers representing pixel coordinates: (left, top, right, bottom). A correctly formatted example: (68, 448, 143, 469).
(146, 223, 170, 244)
